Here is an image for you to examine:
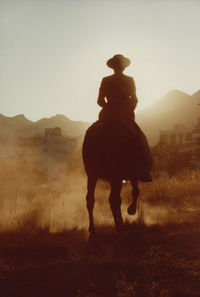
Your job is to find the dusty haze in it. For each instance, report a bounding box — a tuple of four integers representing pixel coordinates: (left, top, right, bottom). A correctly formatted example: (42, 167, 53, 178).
(0, 138, 199, 233)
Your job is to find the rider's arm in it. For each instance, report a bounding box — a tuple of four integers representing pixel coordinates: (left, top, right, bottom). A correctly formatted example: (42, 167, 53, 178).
(97, 79, 107, 108)
(129, 77, 138, 110)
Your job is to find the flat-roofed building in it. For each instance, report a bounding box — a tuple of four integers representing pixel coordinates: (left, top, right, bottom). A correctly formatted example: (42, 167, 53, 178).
(18, 127, 77, 175)
(159, 124, 200, 154)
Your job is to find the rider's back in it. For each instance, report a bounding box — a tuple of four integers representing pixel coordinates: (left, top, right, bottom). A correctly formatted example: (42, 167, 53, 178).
(98, 73, 137, 123)
(100, 73, 135, 103)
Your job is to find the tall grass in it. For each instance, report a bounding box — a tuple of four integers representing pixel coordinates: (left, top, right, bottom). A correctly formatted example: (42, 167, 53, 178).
(141, 171, 200, 207)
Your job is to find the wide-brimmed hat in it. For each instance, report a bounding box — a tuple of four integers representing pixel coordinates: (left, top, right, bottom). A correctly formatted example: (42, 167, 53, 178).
(106, 54, 131, 69)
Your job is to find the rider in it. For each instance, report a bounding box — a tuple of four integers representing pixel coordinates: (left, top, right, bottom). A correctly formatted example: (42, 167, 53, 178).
(97, 54, 153, 182)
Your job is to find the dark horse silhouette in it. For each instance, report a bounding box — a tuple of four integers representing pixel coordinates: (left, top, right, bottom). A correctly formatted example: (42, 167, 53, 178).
(82, 120, 141, 236)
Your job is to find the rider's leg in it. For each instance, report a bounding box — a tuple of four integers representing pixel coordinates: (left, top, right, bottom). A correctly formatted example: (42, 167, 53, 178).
(133, 122, 153, 182)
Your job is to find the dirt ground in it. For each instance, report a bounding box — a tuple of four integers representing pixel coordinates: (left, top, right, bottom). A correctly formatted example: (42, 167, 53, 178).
(0, 218, 200, 297)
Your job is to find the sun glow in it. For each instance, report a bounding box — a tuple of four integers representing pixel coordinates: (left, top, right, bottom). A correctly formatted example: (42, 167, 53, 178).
(0, 1, 200, 122)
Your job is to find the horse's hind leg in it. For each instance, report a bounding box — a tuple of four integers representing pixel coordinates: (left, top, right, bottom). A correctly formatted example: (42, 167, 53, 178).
(86, 176, 97, 236)
(109, 179, 123, 232)
(127, 180, 139, 215)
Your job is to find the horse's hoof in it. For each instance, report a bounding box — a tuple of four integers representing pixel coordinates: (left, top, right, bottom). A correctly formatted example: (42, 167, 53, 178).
(127, 202, 137, 215)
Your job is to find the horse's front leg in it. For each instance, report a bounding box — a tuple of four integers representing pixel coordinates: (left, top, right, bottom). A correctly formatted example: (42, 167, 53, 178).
(127, 180, 139, 215)
(109, 179, 123, 232)
(86, 176, 97, 237)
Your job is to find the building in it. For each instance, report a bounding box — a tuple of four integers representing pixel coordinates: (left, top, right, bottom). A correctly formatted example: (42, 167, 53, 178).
(159, 124, 200, 154)
(18, 127, 77, 175)
(155, 122, 200, 173)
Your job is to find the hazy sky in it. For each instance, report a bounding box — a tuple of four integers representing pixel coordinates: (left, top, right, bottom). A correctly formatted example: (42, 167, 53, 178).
(0, 0, 200, 122)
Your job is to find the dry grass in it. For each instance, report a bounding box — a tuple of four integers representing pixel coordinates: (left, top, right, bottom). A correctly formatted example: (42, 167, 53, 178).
(141, 171, 200, 207)
(0, 220, 200, 297)
(0, 168, 200, 231)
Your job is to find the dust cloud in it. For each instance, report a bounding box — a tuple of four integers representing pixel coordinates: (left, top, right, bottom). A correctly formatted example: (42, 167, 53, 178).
(0, 139, 199, 233)
(0, 143, 127, 232)
(0, 146, 85, 232)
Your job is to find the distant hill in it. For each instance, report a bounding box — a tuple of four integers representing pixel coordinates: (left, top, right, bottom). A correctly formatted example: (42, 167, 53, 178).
(0, 114, 33, 130)
(136, 89, 200, 146)
(34, 114, 90, 137)
(0, 89, 199, 147)
(0, 114, 90, 139)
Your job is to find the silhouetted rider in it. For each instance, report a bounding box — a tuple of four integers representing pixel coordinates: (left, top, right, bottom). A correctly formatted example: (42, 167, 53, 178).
(98, 55, 138, 123)
(97, 54, 153, 182)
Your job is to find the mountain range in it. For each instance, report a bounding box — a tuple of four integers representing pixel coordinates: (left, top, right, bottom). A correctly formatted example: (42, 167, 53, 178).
(0, 89, 199, 147)
(0, 113, 90, 138)
(136, 89, 200, 145)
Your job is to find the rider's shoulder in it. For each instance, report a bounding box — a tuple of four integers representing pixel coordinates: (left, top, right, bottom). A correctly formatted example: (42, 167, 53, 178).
(123, 74, 134, 81)
(101, 74, 134, 83)
(100, 75, 115, 84)
(102, 75, 114, 80)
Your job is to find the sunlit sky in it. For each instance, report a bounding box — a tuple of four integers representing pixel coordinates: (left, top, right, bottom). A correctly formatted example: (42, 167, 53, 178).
(0, 0, 200, 122)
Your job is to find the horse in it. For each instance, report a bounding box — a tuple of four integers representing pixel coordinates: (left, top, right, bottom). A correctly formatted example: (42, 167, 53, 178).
(82, 120, 142, 236)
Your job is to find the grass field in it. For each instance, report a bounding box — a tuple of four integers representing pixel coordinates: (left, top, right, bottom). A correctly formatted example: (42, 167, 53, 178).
(0, 171, 200, 297)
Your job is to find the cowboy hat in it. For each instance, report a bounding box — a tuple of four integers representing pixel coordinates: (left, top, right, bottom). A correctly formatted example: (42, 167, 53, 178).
(106, 54, 131, 69)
